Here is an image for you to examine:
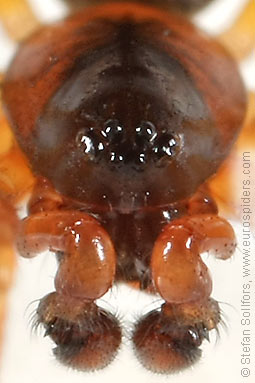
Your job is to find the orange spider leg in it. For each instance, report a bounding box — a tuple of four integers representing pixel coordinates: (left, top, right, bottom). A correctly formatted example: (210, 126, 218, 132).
(0, 82, 35, 203)
(0, 89, 13, 159)
(0, 84, 34, 359)
(0, 0, 40, 41)
(218, 0, 255, 60)
(0, 199, 17, 361)
(0, 147, 34, 204)
(0, 79, 16, 360)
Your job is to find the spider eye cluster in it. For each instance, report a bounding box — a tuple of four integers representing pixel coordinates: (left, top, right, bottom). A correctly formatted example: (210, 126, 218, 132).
(134, 121, 181, 168)
(75, 119, 180, 169)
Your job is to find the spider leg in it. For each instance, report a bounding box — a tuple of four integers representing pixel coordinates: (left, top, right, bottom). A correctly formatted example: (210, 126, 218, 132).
(0, 77, 34, 203)
(0, 76, 16, 357)
(0, 77, 13, 159)
(218, 0, 255, 60)
(0, 0, 40, 41)
(0, 80, 34, 356)
(0, 199, 17, 359)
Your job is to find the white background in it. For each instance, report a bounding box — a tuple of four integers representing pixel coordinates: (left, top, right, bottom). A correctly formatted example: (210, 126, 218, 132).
(0, 0, 254, 382)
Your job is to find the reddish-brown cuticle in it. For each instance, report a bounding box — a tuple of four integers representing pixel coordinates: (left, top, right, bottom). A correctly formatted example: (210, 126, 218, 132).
(37, 292, 122, 371)
(162, 298, 221, 330)
(194, 215, 237, 260)
(0, 199, 18, 244)
(151, 214, 236, 303)
(64, 0, 215, 14)
(2, 3, 246, 210)
(133, 309, 202, 373)
(28, 177, 64, 214)
(187, 185, 218, 215)
(164, 0, 215, 12)
(151, 225, 212, 304)
(0, 199, 18, 292)
(0, 0, 245, 373)
(17, 210, 116, 300)
(133, 298, 220, 373)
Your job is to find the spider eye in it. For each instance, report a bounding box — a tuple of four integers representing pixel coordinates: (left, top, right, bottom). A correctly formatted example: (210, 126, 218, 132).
(76, 130, 95, 157)
(76, 129, 104, 162)
(102, 119, 124, 143)
(153, 133, 180, 167)
(136, 121, 157, 141)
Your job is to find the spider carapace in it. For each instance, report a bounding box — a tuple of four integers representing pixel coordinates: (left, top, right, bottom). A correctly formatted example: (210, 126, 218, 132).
(0, 0, 251, 374)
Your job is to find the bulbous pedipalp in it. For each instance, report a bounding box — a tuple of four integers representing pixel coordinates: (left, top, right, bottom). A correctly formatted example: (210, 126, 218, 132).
(133, 298, 220, 373)
(37, 292, 122, 371)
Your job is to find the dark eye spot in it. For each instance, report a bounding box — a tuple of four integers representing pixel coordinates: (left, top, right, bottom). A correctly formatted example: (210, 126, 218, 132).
(135, 121, 157, 144)
(162, 136, 178, 156)
(102, 119, 124, 144)
(153, 133, 180, 167)
(75, 129, 101, 162)
(76, 128, 94, 147)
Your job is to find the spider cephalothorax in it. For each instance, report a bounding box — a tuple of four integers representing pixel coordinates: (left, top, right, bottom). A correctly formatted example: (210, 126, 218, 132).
(0, 0, 254, 376)
(3, 6, 245, 210)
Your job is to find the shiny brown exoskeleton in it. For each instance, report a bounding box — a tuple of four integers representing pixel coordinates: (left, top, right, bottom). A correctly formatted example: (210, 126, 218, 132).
(1, 1, 248, 374)
(63, 0, 215, 13)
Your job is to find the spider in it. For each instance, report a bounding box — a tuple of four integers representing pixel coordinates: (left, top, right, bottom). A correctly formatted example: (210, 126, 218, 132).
(0, 0, 254, 380)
